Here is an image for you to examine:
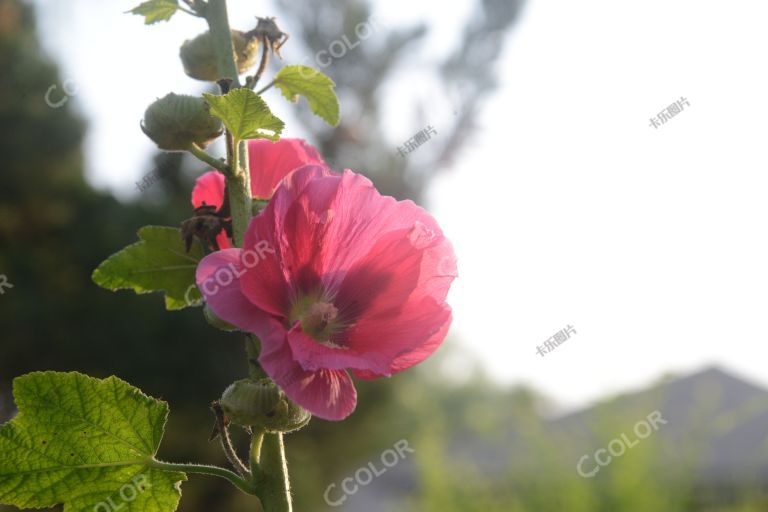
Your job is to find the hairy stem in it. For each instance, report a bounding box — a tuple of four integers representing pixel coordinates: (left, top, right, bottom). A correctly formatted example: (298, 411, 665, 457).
(211, 401, 251, 477)
(204, 0, 240, 87)
(188, 143, 231, 174)
(248, 37, 271, 90)
(149, 459, 258, 496)
(249, 428, 266, 479)
(205, 0, 251, 246)
(256, 433, 292, 512)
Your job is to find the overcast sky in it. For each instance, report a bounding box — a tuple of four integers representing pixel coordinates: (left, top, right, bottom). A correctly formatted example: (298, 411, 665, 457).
(33, 0, 768, 410)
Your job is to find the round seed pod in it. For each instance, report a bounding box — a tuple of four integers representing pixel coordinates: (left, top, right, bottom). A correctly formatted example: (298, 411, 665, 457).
(140, 93, 222, 151)
(220, 378, 312, 433)
(180, 30, 261, 82)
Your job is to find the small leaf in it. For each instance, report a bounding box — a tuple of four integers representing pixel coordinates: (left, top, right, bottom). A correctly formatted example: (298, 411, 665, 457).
(273, 65, 340, 126)
(0, 372, 186, 512)
(128, 0, 180, 24)
(92, 226, 204, 310)
(204, 89, 285, 141)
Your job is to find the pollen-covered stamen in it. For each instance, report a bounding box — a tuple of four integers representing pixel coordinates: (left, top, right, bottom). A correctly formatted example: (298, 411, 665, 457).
(290, 296, 343, 345)
(303, 302, 338, 334)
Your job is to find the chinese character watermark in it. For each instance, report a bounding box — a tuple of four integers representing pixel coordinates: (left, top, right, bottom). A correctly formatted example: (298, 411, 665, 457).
(535, 324, 576, 357)
(397, 125, 438, 157)
(0, 274, 13, 295)
(649, 96, 690, 129)
(324, 439, 415, 507)
(44, 79, 79, 109)
(135, 169, 161, 193)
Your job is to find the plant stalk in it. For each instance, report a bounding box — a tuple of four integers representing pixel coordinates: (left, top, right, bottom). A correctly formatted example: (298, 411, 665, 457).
(256, 433, 292, 512)
(149, 459, 257, 495)
(205, 0, 251, 246)
(204, 3, 289, 511)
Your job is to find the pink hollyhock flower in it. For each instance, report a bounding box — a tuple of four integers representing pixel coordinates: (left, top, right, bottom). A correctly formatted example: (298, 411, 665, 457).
(190, 138, 325, 249)
(196, 165, 457, 420)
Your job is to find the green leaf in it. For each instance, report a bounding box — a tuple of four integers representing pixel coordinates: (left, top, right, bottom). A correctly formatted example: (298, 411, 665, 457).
(0, 372, 186, 512)
(273, 65, 340, 127)
(128, 0, 180, 25)
(204, 89, 285, 141)
(92, 226, 204, 310)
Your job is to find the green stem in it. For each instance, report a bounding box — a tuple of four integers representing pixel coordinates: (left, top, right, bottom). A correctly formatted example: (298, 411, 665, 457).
(204, 0, 241, 87)
(204, 0, 252, 246)
(177, 5, 201, 17)
(249, 428, 266, 478)
(188, 143, 231, 174)
(255, 79, 277, 96)
(226, 138, 251, 246)
(256, 433, 292, 512)
(149, 459, 258, 496)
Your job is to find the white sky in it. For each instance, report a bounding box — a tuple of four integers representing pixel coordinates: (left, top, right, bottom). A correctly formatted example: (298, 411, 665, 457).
(32, 0, 768, 410)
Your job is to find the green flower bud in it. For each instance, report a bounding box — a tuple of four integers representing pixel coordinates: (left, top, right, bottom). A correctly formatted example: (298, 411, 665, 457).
(204, 305, 239, 332)
(140, 93, 222, 151)
(180, 30, 261, 82)
(220, 378, 311, 433)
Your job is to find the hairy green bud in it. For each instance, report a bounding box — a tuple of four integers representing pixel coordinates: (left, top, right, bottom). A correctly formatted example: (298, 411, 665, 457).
(141, 93, 223, 151)
(220, 378, 311, 433)
(180, 30, 261, 82)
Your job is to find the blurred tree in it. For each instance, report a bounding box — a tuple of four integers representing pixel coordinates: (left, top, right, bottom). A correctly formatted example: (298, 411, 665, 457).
(275, 0, 525, 201)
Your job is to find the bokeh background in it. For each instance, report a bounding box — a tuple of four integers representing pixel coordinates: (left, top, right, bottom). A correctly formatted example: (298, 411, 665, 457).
(2, 0, 768, 510)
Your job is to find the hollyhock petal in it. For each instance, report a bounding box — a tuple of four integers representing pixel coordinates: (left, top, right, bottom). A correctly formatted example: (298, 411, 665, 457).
(191, 171, 226, 210)
(259, 336, 358, 421)
(343, 295, 452, 375)
(352, 303, 453, 380)
(286, 324, 392, 375)
(248, 139, 325, 199)
(196, 248, 274, 333)
(256, 168, 454, 295)
(239, 165, 334, 317)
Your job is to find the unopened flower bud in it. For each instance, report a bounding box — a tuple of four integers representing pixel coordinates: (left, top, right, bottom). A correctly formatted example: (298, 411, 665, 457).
(141, 93, 222, 151)
(220, 378, 311, 433)
(180, 30, 260, 82)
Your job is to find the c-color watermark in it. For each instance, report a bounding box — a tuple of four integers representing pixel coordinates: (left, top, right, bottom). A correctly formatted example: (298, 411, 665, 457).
(45, 80, 79, 109)
(0, 274, 13, 295)
(298, 16, 384, 74)
(92, 473, 151, 511)
(184, 240, 275, 305)
(324, 439, 414, 507)
(576, 410, 667, 478)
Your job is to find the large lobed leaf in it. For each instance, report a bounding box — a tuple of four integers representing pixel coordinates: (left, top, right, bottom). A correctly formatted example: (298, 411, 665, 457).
(0, 372, 186, 512)
(92, 226, 204, 310)
(273, 65, 340, 127)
